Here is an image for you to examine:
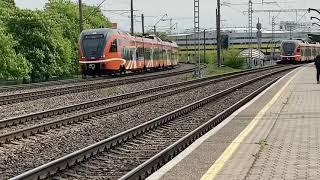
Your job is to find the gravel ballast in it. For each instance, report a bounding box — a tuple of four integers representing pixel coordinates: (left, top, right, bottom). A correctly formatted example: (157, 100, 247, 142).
(0, 67, 286, 135)
(0, 70, 291, 179)
(0, 69, 197, 119)
(0, 64, 195, 96)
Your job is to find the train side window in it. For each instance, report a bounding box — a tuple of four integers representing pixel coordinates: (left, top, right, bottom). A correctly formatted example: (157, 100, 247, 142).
(110, 39, 118, 52)
(144, 48, 151, 61)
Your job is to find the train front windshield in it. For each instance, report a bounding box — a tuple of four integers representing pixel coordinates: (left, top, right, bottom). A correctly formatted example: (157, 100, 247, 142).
(282, 42, 296, 56)
(82, 34, 106, 58)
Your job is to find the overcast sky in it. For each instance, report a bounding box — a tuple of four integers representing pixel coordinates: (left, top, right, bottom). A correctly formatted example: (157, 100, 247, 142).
(15, 0, 320, 33)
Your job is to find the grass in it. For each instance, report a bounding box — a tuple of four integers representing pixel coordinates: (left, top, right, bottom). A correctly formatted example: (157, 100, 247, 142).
(177, 74, 196, 81)
(252, 139, 268, 158)
(204, 64, 243, 76)
(177, 63, 243, 81)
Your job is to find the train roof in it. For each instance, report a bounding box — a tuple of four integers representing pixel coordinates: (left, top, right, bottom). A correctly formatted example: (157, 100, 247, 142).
(281, 39, 320, 47)
(80, 28, 177, 47)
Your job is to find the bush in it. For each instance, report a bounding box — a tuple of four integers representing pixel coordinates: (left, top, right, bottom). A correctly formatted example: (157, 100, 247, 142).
(223, 49, 245, 69)
(201, 51, 217, 64)
(179, 51, 217, 65)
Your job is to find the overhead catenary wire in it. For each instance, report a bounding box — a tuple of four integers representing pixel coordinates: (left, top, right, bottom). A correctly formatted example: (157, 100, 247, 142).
(84, 0, 109, 21)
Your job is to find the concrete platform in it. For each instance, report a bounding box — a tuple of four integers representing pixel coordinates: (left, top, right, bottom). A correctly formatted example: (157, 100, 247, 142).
(147, 65, 320, 180)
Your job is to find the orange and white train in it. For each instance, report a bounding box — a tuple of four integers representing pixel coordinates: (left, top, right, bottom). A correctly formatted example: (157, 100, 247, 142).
(280, 40, 320, 63)
(79, 28, 179, 76)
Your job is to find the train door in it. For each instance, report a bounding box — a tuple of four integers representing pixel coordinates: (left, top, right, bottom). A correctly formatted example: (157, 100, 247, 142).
(301, 46, 305, 62)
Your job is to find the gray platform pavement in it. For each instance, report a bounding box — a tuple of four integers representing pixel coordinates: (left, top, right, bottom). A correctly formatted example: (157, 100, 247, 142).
(148, 65, 320, 180)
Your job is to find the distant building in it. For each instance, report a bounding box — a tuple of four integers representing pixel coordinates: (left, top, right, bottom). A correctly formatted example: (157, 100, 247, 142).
(170, 30, 314, 47)
(279, 21, 311, 31)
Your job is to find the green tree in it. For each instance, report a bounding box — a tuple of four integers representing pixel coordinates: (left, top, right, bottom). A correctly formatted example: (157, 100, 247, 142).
(44, 0, 112, 74)
(0, 0, 16, 22)
(0, 25, 30, 79)
(6, 9, 73, 81)
(0, 0, 112, 81)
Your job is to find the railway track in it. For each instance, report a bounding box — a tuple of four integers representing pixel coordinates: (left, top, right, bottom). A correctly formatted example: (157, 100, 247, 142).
(0, 65, 288, 145)
(9, 65, 299, 180)
(0, 64, 194, 94)
(0, 76, 102, 94)
(0, 66, 195, 106)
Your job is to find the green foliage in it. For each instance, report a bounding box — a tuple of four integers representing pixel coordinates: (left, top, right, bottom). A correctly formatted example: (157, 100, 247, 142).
(43, 0, 112, 77)
(223, 49, 245, 69)
(6, 9, 74, 81)
(0, 25, 30, 79)
(0, 0, 16, 22)
(179, 51, 217, 65)
(1, 0, 14, 5)
(201, 51, 217, 64)
(0, 0, 112, 81)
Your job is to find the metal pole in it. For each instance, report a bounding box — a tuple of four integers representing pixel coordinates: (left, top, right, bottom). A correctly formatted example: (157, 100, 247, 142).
(272, 16, 275, 61)
(248, 0, 253, 68)
(194, 0, 201, 76)
(289, 26, 292, 40)
(141, 14, 145, 36)
(130, 0, 134, 35)
(198, 31, 201, 72)
(217, 0, 222, 67)
(154, 26, 156, 35)
(169, 18, 173, 34)
(79, 0, 83, 33)
(204, 29, 206, 63)
(186, 35, 189, 62)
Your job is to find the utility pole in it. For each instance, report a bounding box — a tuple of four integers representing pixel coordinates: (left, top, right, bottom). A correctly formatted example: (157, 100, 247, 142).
(217, 0, 222, 67)
(186, 35, 189, 63)
(271, 16, 276, 61)
(130, 0, 134, 35)
(248, 0, 253, 68)
(194, 0, 201, 77)
(154, 26, 156, 35)
(257, 18, 262, 66)
(79, 0, 83, 33)
(204, 29, 206, 63)
(141, 14, 145, 36)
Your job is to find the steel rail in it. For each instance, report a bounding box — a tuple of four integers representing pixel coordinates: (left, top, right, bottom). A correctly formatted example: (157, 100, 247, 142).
(10, 66, 298, 180)
(0, 68, 195, 106)
(0, 65, 282, 129)
(0, 66, 290, 144)
(0, 77, 103, 93)
(0, 64, 187, 93)
(121, 75, 282, 180)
